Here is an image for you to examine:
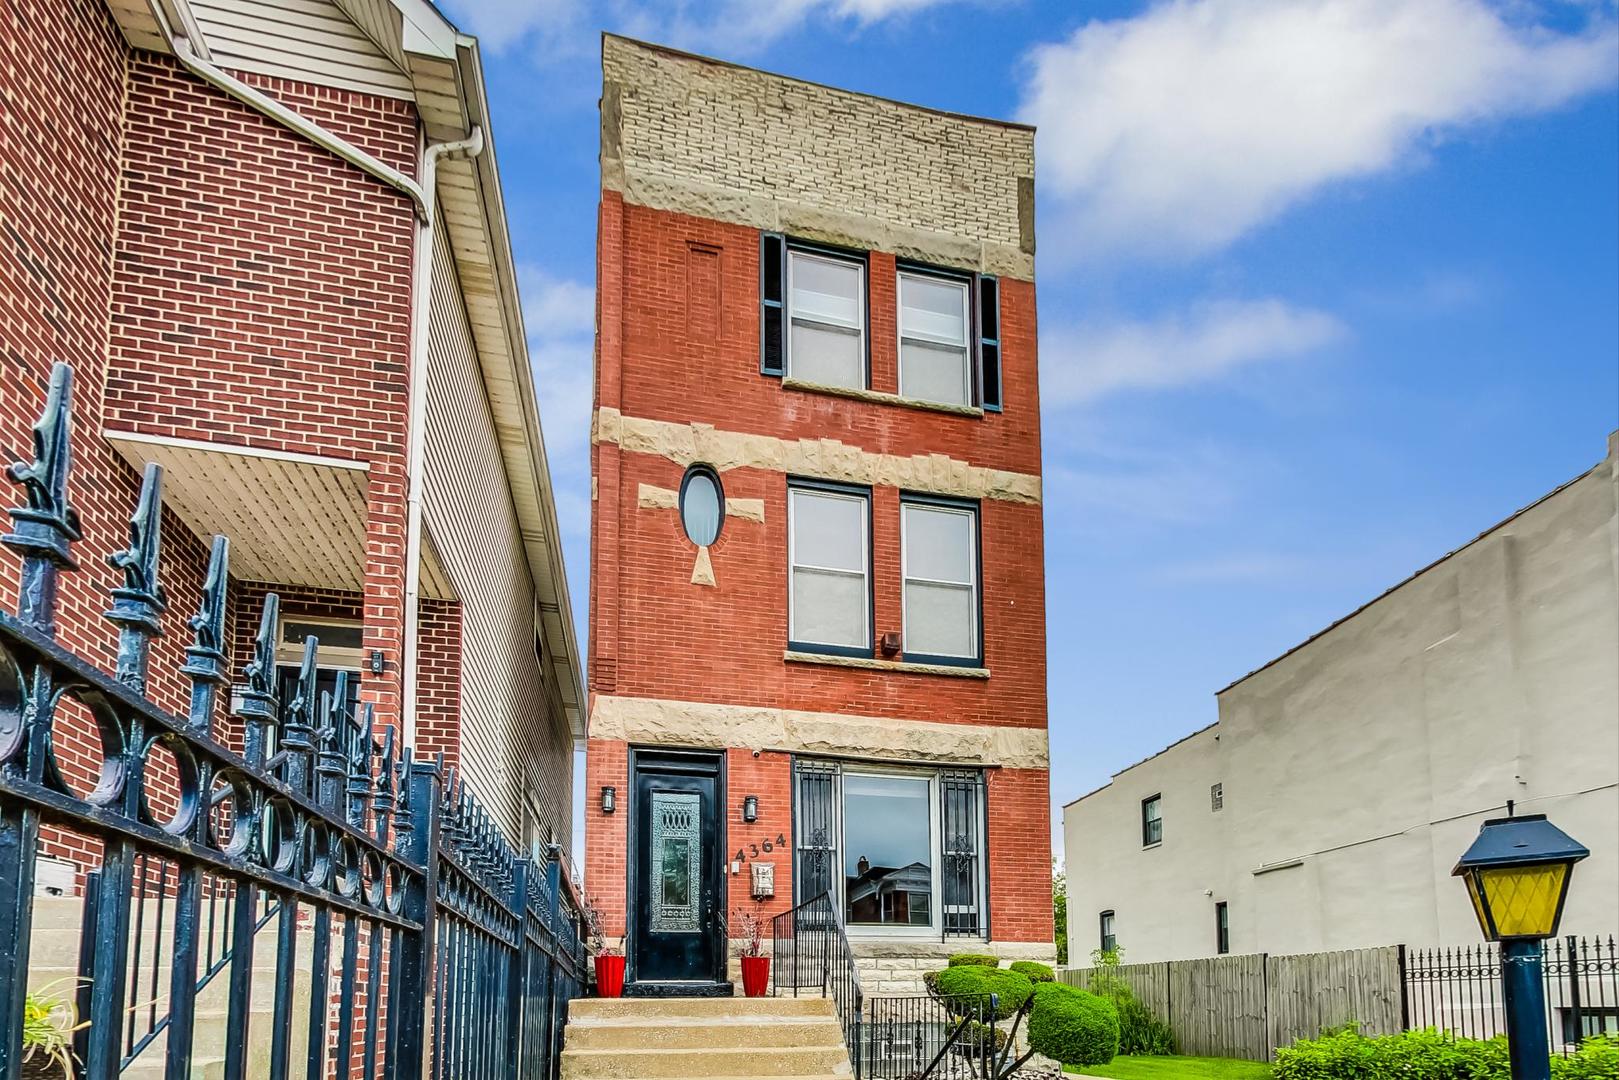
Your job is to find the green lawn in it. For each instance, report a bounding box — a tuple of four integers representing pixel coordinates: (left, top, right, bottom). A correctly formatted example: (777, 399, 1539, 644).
(1064, 1055, 1273, 1080)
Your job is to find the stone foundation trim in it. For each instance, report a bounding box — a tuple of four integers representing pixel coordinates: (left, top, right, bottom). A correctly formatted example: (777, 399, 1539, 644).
(784, 650, 989, 679)
(589, 694, 1048, 769)
(595, 408, 1041, 506)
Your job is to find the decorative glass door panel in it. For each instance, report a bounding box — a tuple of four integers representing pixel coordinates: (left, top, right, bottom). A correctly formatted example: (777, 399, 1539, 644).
(651, 791, 701, 934)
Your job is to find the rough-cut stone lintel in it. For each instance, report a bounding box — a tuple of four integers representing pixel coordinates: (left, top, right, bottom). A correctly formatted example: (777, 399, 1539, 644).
(781, 377, 985, 418)
(589, 694, 1049, 769)
(595, 408, 1042, 506)
(605, 168, 1036, 282)
(784, 650, 990, 679)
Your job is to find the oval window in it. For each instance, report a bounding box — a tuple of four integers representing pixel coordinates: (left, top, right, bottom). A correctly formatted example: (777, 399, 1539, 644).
(679, 466, 724, 547)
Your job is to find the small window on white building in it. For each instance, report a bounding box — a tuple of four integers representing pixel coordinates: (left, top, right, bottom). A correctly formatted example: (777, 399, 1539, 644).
(788, 250, 866, 389)
(1142, 794, 1162, 847)
(901, 499, 979, 664)
(1099, 910, 1117, 953)
(788, 484, 870, 653)
(1211, 782, 1224, 812)
(898, 270, 972, 406)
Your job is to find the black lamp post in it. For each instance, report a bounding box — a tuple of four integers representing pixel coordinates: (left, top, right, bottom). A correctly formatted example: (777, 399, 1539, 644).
(1452, 810, 1589, 1080)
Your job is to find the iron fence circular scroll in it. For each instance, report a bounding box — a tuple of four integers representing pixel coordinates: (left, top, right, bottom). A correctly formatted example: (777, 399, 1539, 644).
(138, 731, 200, 836)
(0, 645, 26, 766)
(334, 834, 363, 899)
(300, 820, 332, 889)
(46, 686, 127, 808)
(363, 849, 385, 908)
(208, 768, 257, 858)
(384, 862, 405, 915)
(261, 795, 299, 874)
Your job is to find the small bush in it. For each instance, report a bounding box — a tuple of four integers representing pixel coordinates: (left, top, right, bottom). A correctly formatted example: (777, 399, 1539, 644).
(1009, 960, 1055, 983)
(1115, 994, 1176, 1055)
(1556, 1034, 1619, 1080)
(948, 953, 1000, 968)
(1272, 1028, 1619, 1080)
(1027, 982, 1120, 1067)
(933, 965, 1035, 1020)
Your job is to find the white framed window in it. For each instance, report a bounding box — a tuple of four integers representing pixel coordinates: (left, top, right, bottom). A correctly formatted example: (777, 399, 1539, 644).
(898, 270, 972, 406)
(901, 499, 979, 664)
(787, 249, 866, 389)
(794, 760, 987, 940)
(788, 484, 870, 653)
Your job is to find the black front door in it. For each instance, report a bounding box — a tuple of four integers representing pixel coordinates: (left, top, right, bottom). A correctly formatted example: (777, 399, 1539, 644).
(630, 751, 723, 985)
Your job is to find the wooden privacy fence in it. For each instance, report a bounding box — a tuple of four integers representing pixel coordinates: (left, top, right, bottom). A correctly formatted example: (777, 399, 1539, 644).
(1059, 946, 1404, 1062)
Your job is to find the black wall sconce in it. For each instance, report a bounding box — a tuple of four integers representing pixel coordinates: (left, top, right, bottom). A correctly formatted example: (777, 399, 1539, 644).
(742, 795, 758, 823)
(601, 786, 616, 815)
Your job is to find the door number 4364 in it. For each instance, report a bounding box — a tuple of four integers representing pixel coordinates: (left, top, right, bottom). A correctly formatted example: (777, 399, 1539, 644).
(735, 834, 787, 862)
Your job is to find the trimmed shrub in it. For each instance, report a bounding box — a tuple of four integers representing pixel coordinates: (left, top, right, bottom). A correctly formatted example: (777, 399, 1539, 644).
(1009, 960, 1055, 983)
(1027, 982, 1120, 1067)
(948, 953, 1000, 968)
(933, 965, 1035, 1020)
(1274, 1029, 1619, 1080)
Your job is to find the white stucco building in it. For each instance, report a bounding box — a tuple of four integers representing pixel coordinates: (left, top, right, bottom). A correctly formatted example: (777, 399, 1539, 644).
(1063, 434, 1619, 965)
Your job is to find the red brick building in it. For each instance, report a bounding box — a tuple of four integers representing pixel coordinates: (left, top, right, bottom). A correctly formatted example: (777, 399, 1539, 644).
(587, 36, 1052, 994)
(1, 0, 584, 888)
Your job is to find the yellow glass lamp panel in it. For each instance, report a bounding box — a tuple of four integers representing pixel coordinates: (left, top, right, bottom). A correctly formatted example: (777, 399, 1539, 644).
(1479, 863, 1568, 939)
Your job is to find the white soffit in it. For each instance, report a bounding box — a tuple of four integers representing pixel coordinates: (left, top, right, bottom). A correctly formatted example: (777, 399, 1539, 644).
(105, 430, 368, 592)
(419, 524, 455, 602)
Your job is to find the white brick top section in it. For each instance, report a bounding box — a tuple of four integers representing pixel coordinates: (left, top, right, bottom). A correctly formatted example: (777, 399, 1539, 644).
(601, 34, 1036, 280)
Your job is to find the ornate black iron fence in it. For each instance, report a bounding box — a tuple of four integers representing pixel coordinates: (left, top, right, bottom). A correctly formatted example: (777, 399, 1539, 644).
(0, 362, 587, 1079)
(1403, 934, 1618, 1054)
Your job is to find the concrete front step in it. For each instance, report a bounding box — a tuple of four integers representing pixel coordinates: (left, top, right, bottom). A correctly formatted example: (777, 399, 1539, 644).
(562, 996, 851, 1079)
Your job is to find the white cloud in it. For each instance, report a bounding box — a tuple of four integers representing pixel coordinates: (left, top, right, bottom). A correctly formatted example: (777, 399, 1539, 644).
(603, 0, 968, 55)
(1043, 297, 1346, 405)
(1021, 0, 1619, 259)
(520, 267, 597, 542)
(450, 0, 584, 52)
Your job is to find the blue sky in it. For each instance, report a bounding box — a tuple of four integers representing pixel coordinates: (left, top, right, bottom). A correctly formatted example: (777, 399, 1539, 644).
(439, 0, 1619, 857)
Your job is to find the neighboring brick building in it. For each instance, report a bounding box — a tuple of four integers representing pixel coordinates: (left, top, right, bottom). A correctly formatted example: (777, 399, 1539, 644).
(587, 35, 1053, 994)
(1, 0, 583, 868)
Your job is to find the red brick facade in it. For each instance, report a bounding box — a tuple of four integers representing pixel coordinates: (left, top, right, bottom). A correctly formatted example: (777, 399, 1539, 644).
(588, 174, 1053, 959)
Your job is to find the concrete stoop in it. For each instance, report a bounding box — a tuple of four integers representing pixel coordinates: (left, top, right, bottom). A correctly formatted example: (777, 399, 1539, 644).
(562, 995, 854, 1080)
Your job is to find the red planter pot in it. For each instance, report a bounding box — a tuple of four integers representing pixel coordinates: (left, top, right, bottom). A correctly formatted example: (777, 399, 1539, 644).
(740, 954, 771, 998)
(594, 954, 626, 998)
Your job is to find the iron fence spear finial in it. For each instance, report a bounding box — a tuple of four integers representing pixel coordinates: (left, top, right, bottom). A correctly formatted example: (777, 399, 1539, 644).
(182, 535, 230, 734)
(4, 361, 83, 634)
(105, 462, 168, 694)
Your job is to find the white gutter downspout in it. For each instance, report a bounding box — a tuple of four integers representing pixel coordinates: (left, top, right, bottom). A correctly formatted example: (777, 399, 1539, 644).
(150, 2, 485, 744)
(400, 129, 485, 748)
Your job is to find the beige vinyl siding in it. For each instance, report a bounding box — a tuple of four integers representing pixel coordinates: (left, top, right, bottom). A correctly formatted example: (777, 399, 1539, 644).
(191, 0, 415, 99)
(423, 222, 572, 848)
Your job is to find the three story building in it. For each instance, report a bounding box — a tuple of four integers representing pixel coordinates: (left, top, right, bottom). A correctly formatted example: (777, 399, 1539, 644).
(586, 35, 1053, 994)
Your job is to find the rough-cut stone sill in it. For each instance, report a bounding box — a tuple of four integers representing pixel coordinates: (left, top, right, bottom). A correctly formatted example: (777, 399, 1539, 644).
(784, 650, 991, 679)
(781, 377, 985, 418)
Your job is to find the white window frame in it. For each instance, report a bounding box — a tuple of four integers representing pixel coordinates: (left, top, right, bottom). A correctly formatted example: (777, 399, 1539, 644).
(838, 764, 945, 940)
(276, 614, 364, 672)
(786, 249, 867, 387)
(900, 500, 980, 664)
(787, 485, 871, 653)
(897, 269, 974, 407)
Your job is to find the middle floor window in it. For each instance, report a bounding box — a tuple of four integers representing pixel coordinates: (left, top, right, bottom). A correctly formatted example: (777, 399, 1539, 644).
(901, 498, 981, 664)
(898, 270, 972, 406)
(788, 483, 872, 653)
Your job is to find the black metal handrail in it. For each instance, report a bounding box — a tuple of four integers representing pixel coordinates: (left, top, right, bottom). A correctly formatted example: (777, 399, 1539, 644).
(773, 891, 865, 1078)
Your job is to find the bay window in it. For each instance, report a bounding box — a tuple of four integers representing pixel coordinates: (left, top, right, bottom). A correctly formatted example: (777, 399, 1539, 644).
(788, 483, 871, 654)
(788, 249, 866, 389)
(898, 269, 972, 406)
(793, 759, 986, 938)
(901, 498, 980, 665)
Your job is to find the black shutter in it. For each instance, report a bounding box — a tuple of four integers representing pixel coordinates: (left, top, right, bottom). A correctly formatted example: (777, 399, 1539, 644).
(975, 274, 1002, 411)
(760, 233, 786, 376)
(941, 769, 986, 939)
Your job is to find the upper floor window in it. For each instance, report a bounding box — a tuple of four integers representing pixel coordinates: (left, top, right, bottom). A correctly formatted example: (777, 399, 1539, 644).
(1142, 794, 1162, 846)
(898, 270, 972, 407)
(788, 249, 866, 389)
(1210, 782, 1224, 812)
(1099, 910, 1117, 953)
(1216, 900, 1230, 954)
(901, 498, 979, 664)
(788, 483, 870, 654)
(679, 465, 725, 547)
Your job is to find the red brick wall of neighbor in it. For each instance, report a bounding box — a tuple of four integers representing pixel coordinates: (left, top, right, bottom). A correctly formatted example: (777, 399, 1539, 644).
(414, 598, 464, 776)
(0, 0, 424, 871)
(588, 191, 1051, 942)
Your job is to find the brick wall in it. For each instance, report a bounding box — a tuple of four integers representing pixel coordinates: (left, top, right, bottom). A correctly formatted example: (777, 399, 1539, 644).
(414, 597, 463, 776)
